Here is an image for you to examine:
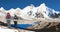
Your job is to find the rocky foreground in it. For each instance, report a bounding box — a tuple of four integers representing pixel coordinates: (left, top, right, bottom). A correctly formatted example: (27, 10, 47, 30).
(0, 23, 60, 32)
(0, 18, 60, 32)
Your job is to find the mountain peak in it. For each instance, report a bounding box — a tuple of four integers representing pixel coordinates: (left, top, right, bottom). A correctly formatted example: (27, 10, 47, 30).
(15, 8, 21, 11)
(38, 3, 47, 13)
(30, 4, 35, 8)
(41, 3, 46, 6)
(40, 3, 46, 7)
(0, 7, 5, 10)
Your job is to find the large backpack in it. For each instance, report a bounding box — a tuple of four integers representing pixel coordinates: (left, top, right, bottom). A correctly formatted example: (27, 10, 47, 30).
(6, 13, 11, 19)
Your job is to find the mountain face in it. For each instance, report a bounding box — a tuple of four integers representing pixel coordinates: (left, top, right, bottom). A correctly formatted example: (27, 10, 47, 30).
(38, 3, 60, 18)
(20, 3, 60, 20)
(0, 3, 60, 20)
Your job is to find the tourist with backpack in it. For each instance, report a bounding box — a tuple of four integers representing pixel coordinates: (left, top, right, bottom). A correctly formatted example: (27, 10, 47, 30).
(14, 15, 18, 28)
(6, 12, 11, 28)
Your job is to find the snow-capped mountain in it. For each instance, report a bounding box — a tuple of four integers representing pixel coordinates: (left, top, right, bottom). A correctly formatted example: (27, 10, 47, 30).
(36, 3, 60, 18)
(6, 8, 22, 16)
(0, 7, 6, 16)
(20, 3, 60, 20)
(0, 3, 60, 20)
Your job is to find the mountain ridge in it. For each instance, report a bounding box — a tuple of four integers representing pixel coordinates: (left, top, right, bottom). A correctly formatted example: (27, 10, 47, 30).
(0, 3, 60, 20)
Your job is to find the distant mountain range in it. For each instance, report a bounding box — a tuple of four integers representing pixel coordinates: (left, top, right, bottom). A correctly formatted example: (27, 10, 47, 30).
(0, 3, 60, 20)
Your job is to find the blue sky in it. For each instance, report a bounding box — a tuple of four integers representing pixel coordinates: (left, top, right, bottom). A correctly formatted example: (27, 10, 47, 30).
(0, 0, 60, 11)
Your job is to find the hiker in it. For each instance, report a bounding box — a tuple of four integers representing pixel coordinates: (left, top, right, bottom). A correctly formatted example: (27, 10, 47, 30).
(6, 12, 11, 28)
(14, 15, 18, 28)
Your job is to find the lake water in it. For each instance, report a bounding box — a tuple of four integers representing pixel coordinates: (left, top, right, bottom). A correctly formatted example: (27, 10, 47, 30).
(10, 22, 39, 29)
(10, 24, 32, 29)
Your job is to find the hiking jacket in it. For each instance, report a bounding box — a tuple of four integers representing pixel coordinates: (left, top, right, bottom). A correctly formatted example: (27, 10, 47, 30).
(6, 13, 11, 19)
